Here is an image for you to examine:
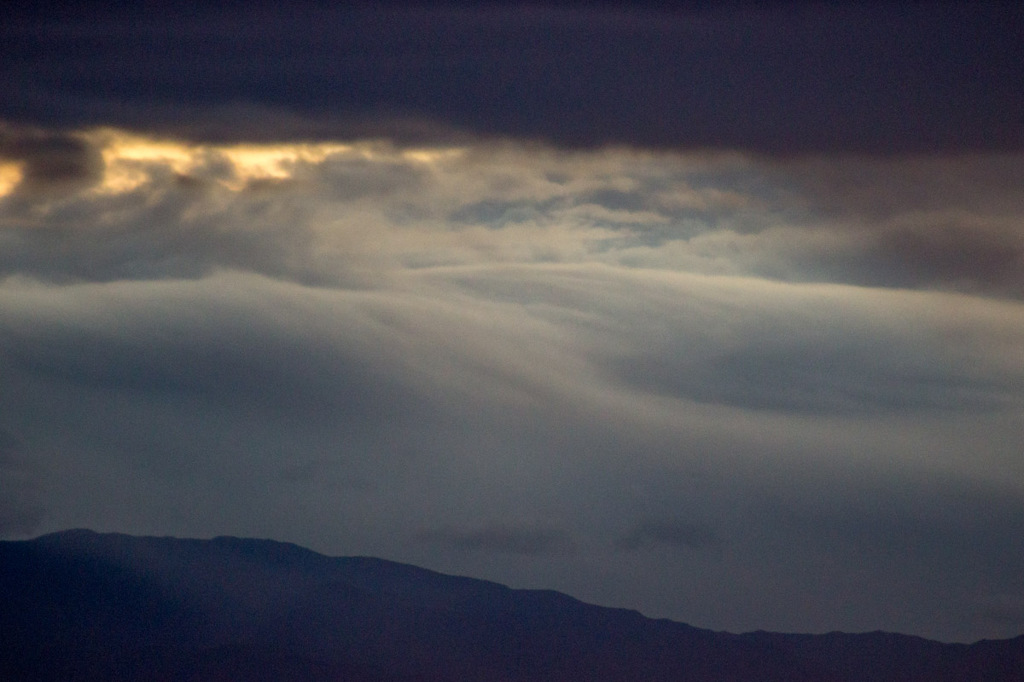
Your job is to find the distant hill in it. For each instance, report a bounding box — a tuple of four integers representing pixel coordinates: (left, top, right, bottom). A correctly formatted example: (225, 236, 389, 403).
(2, 530, 1022, 681)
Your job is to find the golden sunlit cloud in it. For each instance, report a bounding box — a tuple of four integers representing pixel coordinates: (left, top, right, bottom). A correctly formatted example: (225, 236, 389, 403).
(82, 129, 466, 195)
(90, 131, 199, 194)
(0, 162, 23, 197)
(400, 148, 466, 165)
(218, 143, 354, 188)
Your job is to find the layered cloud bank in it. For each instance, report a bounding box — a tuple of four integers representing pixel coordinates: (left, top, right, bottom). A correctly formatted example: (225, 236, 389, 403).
(1, 123, 1023, 642)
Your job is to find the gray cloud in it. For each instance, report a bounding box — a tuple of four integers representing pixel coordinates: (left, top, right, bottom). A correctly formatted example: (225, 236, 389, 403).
(0, 126, 104, 194)
(616, 519, 717, 552)
(979, 594, 1024, 629)
(745, 155, 1024, 297)
(0, 429, 46, 536)
(440, 265, 1024, 417)
(4, 3, 1022, 154)
(1, 127, 1024, 642)
(2, 1, 1024, 652)
(417, 525, 572, 556)
(0, 277, 440, 434)
(761, 471, 1024, 569)
(3, 129, 1021, 303)
(774, 155, 1024, 220)
(866, 220, 1024, 296)
(615, 319, 1020, 415)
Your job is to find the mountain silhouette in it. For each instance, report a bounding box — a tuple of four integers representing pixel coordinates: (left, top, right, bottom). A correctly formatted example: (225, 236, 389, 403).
(2, 530, 1022, 681)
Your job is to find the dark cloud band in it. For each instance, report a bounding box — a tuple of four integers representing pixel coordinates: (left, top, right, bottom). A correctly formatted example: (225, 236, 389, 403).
(3, 3, 1022, 153)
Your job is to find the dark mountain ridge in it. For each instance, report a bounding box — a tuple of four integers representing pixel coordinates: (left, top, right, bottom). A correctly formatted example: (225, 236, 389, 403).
(2, 529, 1022, 681)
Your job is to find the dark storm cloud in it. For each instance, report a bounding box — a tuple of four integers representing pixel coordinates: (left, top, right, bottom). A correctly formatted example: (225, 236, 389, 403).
(3, 2, 1022, 153)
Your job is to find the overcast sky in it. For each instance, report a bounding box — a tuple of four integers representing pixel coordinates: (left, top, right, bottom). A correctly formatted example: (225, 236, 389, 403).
(2, 1, 1024, 644)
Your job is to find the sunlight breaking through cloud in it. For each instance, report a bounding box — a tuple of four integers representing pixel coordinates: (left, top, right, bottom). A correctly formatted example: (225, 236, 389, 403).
(1, 123, 1023, 642)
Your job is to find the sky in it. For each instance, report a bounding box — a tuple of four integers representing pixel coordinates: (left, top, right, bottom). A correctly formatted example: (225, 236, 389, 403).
(2, 1, 1024, 644)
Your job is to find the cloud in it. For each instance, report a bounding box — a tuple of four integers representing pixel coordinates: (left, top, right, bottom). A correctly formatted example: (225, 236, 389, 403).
(611, 290, 1024, 414)
(417, 525, 572, 556)
(2, 265, 1023, 641)
(616, 519, 717, 551)
(4, 4, 1022, 154)
(978, 594, 1024, 629)
(0, 429, 46, 536)
(1, 125, 1024, 641)
(0, 125, 103, 195)
(866, 219, 1024, 295)
(0, 275, 450, 434)
(5, 128, 1020, 304)
(728, 154, 1024, 296)
(773, 155, 1024, 220)
(761, 470, 1024, 567)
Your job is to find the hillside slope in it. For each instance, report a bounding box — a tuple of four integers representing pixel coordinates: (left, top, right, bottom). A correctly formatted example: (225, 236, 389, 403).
(2, 530, 1022, 681)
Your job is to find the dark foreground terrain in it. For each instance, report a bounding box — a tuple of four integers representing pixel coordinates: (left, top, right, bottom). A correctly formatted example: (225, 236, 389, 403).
(2, 530, 1022, 681)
